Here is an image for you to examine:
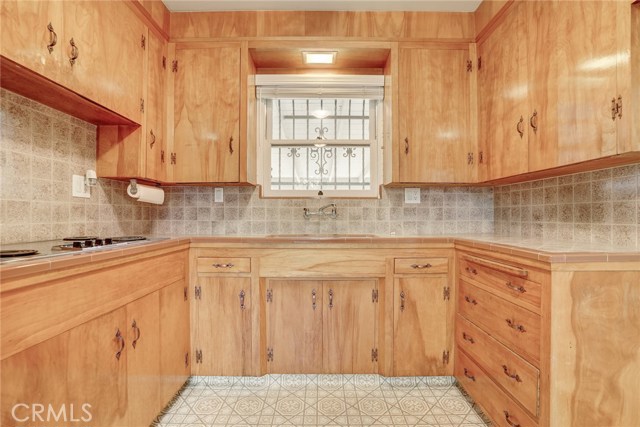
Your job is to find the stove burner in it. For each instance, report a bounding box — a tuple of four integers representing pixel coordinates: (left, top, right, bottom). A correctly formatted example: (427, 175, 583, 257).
(63, 236, 99, 241)
(0, 249, 39, 258)
(111, 236, 147, 243)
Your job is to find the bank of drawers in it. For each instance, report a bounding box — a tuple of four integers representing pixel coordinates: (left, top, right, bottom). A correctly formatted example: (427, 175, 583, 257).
(456, 252, 542, 425)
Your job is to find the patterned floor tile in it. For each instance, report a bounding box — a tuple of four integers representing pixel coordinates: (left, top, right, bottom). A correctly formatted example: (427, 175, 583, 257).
(155, 374, 490, 427)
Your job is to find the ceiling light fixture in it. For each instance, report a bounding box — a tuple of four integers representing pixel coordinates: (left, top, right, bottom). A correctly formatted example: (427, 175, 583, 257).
(302, 51, 337, 65)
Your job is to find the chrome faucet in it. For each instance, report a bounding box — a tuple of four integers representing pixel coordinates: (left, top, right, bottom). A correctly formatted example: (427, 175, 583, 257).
(303, 203, 338, 219)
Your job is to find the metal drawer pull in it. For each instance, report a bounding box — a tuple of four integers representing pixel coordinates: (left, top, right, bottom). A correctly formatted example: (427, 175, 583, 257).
(465, 266, 478, 275)
(239, 290, 246, 310)
(404, 137, 409, 154)
(229, 136, 234, 154)
(506, 282, 526, 293)
(502, 365, 522, 382)
(149, 129, 156, 148)
(506, 319, 526, 333)
(212, 263, 234, 268)
(115, 328, 125, 360)
(504, 411, 521, 427)
(463, 368, 476, 382)
(529, 110, 538, 133)
(131, 320, 141, 349)
(516, 116, 524, 138)
(411, 263, 432, 269)
(328, 289, 334, 309)
(47, 23, 57, 53)
(462, 332, 475, 344)
(400, 290, 405, 312)
(69, 38, 78, 66)
(312, 289, 317, 310)
(464, 295, 478, 305)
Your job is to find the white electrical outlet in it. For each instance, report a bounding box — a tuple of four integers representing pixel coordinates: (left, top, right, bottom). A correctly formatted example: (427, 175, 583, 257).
(404, 188, 421, 204)
(72, 174, 90, 198)
(214, 187, 224, 203)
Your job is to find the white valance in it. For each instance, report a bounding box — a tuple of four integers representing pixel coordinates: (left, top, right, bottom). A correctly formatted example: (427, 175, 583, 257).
(255, 74, 385, 100)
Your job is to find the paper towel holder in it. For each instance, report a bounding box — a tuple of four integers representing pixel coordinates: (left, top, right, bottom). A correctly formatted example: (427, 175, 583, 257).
(129, 179, 138, 195)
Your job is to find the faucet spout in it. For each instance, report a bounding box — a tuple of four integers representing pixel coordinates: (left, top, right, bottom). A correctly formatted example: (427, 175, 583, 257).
(303, 203, 338, 219)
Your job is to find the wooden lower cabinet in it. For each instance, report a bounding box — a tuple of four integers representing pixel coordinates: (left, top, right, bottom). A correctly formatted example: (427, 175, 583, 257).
(194, 277, 251, 376)
(159, 280, 190, 404)
(265, 279, 378, 374)
(393, 277, 452, 376)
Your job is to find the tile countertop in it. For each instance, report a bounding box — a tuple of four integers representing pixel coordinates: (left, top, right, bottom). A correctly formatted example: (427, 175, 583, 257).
(1, 234, 639, 281)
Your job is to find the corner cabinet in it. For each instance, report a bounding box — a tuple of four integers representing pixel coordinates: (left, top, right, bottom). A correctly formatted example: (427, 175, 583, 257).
(167, 43, 242, 183)
(394, 44, 477, 184)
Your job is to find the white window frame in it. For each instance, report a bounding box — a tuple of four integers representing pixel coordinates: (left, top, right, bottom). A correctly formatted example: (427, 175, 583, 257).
(256, 76, 384, 198)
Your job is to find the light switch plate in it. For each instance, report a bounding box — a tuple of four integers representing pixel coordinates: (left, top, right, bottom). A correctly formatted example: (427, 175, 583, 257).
(404, 188, 421, 204)
(72, 174, 90, 198)
(214, 187, 224, 203)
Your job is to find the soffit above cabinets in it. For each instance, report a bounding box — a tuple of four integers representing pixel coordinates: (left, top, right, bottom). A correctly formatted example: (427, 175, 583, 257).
(162, 0, 482, 13)
(250, 47, 391, 73)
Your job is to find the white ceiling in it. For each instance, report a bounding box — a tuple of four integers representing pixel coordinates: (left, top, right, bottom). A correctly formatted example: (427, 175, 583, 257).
(162, 0, 482, 13)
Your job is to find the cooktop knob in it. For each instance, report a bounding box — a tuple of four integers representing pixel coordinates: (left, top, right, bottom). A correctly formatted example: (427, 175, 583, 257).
(84, 240, 93, 247)
(105, 238, 113, 245)
(72, 241, 82, 248)
(95, 239, 103, 246)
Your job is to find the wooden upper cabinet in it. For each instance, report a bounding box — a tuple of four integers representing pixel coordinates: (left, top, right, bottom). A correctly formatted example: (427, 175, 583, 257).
(145, 29, 168, 181)
(170, 44, 241, 183)
(393, 277, 451, 376)
(0, 0, 64, 82)
(478, 1, 528, 181)
(397, 45, 475, 183)
(62, 1, 145, 124)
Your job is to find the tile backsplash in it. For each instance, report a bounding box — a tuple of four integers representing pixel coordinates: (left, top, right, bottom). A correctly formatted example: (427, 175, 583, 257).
(148, 186, 495, 237)
(0, 89, 151, 244)
(494, 164, 640, 249)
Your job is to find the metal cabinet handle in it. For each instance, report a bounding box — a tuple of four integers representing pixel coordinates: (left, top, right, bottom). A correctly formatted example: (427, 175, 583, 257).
(149, 129, 156, 148)
(465, 266, 478, 275)
(411, 263, 432, 269)
(69, 38, 78, 66)
(617, 95, 623, 119)
(502, 365, 522, 382)
(463, 368, 476, 382)
(400, 290, 405, 312)
(229, 136, 234, 154)
(161, 150, 165, 163)
(506, 318, 526, 333)
(47, 23, 57, 53)
(328, 289, 334, 309)
(312, 289, 317, 310)
(115, 328, 125, 360)
(131, 320, 141, 349)
(506, 282, 526, 293)
(239, 290, 245, 310)
(462, 332, 475, 344)
(504, 411, 521, 427)
(516, 116, 524, 138)
(529, 110, 538, 133)
(611, 98, 618, 120)
(212, 263, 234, 268)
(404, 137, 409, 155)
(464, 295, 478, 305)
(184, 352, 189, 368)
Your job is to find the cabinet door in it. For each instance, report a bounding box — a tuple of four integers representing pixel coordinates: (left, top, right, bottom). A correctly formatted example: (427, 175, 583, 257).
(554, 0, 618, 165)
(0, 0, 64, 82)
(126, 292, 161, 427)
(478, 2, 528, 180)
(159, 280, 190, 405)
(1, 332, 70, 427)
(67, 307, 128, 427)
(398, 47, 473, 183)
(196, 277, 250, 375)
(172, 45, 240, 183)
(266, 280, 323, 373)
(393, 277, 451, 376)
(62, 1, 144, 123)
(145, 30, 168, 181)
(323, 280, 377, 374)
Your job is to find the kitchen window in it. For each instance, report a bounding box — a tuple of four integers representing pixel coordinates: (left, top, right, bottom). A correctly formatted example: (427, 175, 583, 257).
(256, 75, 384, 198)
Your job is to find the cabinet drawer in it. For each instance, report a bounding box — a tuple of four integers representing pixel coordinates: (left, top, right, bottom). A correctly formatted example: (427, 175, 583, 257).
(459, 256, 541, 313)
(456, 349, 538, 427)
(458, 279, 540, 366)
(197, 257, 251, 274)
(394, 258, 448, 274)
(456, 314, 539, 416)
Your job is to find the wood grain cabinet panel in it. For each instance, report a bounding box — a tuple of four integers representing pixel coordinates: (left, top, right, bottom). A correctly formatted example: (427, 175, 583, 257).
(170, 44, 241, 183)
(397, 46, 475, 183)
(393, 276, 451, 376)
(194, 277, 251, 375)
(145, 29, 168, 181)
